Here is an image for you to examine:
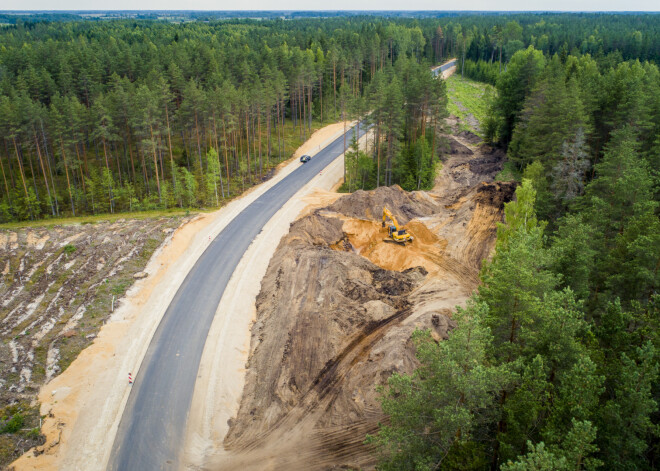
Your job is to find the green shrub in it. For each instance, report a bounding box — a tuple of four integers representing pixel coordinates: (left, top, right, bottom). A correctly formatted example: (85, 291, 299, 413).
(0, 413, 24, 434)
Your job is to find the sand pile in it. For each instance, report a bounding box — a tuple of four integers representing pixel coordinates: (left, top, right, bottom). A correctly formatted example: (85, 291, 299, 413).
(327, 185, 437, 225)
(211, 187, 447, 470)
(226, 187, 444, 439)
(339, 219, 444, 274)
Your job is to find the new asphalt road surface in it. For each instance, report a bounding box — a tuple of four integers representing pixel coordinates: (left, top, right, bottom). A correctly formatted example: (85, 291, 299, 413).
(431, 58, 457, 77)
(107, 124, 366, 471)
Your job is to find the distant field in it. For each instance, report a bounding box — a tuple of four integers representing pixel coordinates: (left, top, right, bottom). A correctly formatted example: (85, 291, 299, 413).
(446, 74, 496, 138)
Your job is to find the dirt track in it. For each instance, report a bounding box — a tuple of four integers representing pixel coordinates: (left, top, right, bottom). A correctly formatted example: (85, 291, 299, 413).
(203, 127, 515, 470)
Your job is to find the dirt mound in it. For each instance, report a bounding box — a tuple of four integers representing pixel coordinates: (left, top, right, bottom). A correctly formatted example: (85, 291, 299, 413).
(446, 136, 474, 155)
(328, 185, 437, 226)
(222, 214, 427, 466)
(286, 212, 345, 247)
(469, 147, 507, 178)
(475, 181, 517, 209)
(458, 130, 482, 145)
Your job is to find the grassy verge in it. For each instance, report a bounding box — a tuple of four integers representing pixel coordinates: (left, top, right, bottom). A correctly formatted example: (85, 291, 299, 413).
(495, 161, 521, 182)
(0, 208, 194, 230)
(0, 402, 44, 468)
(446, 74, 496, 137)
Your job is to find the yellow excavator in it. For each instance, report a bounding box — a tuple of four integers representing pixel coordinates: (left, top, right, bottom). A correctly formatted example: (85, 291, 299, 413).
(382, 207, 414, 244)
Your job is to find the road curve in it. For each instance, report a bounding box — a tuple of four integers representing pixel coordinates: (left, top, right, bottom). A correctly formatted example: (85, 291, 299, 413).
(108, 124, 366, 471)
(431, 58, 457, 77)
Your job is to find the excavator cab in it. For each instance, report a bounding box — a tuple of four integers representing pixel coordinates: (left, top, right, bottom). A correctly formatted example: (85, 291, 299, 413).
(382, 207, 414, 244)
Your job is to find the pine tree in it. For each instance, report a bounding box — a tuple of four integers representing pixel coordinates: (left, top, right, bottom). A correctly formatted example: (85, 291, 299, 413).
(368, 302, 505, 471)
(495, 46, 546, 146)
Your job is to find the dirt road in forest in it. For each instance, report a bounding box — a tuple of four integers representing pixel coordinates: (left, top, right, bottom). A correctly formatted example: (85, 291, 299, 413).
(200, 126, 515, 470)
(10, 121, 355, 471)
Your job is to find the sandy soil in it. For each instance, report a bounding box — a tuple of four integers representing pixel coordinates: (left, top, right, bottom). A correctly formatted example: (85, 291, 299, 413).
(182, 129, 369, 470)
(200, 125, 515, 470)
(10, 122, 354, 471)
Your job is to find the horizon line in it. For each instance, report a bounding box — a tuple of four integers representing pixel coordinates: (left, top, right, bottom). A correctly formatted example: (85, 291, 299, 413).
(2, 8, 660, 12)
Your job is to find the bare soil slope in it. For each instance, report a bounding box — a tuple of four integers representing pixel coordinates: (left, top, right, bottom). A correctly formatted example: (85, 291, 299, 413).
(208, 130, 515, 470)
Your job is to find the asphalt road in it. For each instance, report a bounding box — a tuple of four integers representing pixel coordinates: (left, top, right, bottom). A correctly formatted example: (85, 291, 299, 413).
(431, 58, 457, 77)
(107, 124, 366, 471)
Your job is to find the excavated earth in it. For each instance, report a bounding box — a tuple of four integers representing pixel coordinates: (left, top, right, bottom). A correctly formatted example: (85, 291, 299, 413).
(208, 129, 515, 470)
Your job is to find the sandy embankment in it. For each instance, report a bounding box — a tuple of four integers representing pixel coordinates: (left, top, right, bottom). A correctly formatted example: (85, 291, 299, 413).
(441, 57, 458, 79)
(181, 128, 372, 469)
(11, 121, 352, 471)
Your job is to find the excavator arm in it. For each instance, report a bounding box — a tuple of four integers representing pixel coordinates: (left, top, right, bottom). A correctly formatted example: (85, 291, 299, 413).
(382, 207, 413, 244)
(382, 207, 401, 230)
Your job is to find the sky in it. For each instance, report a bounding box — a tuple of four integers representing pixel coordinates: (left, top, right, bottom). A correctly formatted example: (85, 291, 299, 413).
(1, 0, 659, 11)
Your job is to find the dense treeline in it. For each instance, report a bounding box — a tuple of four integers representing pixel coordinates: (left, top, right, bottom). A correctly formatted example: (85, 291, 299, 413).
(459, 59, 500, 85)
(371, 39, 660, 471)
(0, 18, 448, 222)
(2, 13, 659, 222)
(450, 14, 660, 84)
(440, 13, 660, 71)
(342, 57, 447, 192)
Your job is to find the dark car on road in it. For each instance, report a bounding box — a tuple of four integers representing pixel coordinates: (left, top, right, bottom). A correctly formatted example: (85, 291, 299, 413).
(300, 154, 311, 163)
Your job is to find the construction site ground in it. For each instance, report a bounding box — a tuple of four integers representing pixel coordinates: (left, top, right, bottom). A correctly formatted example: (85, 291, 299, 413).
(202, 121, 515, 470)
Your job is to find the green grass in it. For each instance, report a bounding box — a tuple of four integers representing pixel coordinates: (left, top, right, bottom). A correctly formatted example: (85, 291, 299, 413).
(0, 208, 195, 230)
(0, 402, 44, 468)
(446, 74, 496, 137)
(495, 161, 522, 182)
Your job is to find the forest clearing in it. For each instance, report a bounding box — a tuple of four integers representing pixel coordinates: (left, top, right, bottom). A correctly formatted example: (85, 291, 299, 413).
(0, 217, 186, 467)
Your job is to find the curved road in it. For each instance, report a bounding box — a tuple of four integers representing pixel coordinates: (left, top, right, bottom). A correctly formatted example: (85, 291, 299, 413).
(431, 58, 457, 77)
(108, 124, 366, 471)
